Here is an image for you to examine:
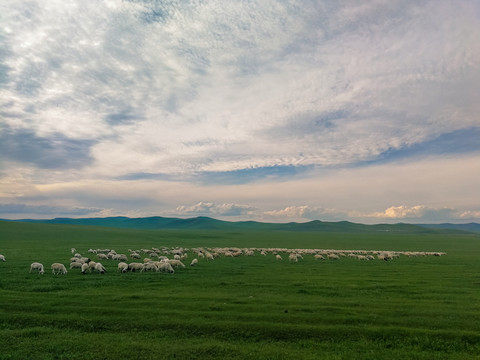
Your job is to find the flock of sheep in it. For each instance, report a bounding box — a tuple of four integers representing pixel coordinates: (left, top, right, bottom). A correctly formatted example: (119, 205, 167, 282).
(0, 246, 446, 276)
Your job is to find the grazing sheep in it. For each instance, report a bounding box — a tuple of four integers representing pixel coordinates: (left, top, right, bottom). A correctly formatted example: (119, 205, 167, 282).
(142, 262, 158, 272)
(275, 254, 282, 261)
(88, 261, 97, 270)
(327, 254, 339, 260)
(0, 254, 5, 262)
(81, 263, 90, 274)
(157, 261, 174, 273)
(71, 248, 76, 254)
(289, 253, 298, 263)
(30, 262, 44, 274)
(167, 259, 185, 268)
(130, 253, 141, 259)
(51, 263, 67, 275)
(314, 254, 324, 260)
(117, 262, 129, 273)
(95, 262, 106, 274)
(70, 261, 83, 269)
(129, 262, 144, 272)
(190, 258, 198, 266)
(97, 254, 108, 260)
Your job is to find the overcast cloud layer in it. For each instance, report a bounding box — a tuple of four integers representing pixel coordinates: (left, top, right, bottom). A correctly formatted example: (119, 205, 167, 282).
(1, 0, 480, 223)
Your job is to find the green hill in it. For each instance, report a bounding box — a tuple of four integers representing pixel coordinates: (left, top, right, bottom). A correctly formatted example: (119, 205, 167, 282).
(1, 216, 471, 234)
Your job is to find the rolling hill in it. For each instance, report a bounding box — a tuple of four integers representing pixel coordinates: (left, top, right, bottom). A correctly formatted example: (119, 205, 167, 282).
(1, 216, 476, 234)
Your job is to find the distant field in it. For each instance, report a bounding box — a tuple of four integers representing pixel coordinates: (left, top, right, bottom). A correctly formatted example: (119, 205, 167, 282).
(0, 221, 479, 359)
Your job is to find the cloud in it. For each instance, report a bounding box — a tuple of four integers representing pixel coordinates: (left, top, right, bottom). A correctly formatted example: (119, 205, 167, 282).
(1, 1, 480, 223)
(264, 205, 347, 222)
(2, 0, 480, 179)
(367, 205, 480, 223)
(0, 125, 96, 169)
(174, 202, 257, 217)
(0, 203, 102, 216)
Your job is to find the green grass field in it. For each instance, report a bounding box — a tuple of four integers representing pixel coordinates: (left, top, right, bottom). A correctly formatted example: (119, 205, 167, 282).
(0, 221, 479, 359)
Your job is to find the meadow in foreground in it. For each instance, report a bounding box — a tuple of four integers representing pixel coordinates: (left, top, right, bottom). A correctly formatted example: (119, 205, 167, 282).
(0, 221, 479, 359)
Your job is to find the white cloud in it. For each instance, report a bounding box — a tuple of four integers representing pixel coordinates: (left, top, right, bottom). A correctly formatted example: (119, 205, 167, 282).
(2, 0, 480, 177)
(173, 202, 257, 217)
(264, 205, 347, 222)
(366, 205, 480, 223)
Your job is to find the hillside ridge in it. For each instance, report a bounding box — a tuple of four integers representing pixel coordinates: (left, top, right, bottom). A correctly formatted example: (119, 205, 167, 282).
(1, 216, 477, 233)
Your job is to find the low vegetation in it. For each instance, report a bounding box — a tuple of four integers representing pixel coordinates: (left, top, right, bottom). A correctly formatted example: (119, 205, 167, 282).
(0, 221, 479, 359)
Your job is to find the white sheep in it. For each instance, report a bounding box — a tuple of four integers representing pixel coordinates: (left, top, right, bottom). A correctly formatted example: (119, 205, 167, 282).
(70, 261, 83, 269)
(190, 258, 198, 266)
(157, 261, 174, 273)
(51, 263, 67, 275)
(167, 259, 185, 268)
(95, 262, 106, 274)
(97, 253, 108, 260)
(117, 262, 129, 273)
(288, 253, 298, 263)
(71, 248, 76, 254)
(275, 254, 282, 261)
(81, 263, 90, 274)
(88, 261, 97, 270)
(327, 254, 339, 260)
(129, 262, 144, 272)
(142, 262, 158, 272)
(30, 262, 44, 274)
(0, 254, 5, 262)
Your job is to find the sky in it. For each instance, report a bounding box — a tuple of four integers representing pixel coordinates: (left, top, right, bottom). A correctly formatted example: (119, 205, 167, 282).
(1, 0, 480, 224)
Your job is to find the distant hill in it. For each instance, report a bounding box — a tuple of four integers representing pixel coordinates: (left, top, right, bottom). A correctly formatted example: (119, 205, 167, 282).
(1, 216, 475, 234)
(418, 223, 480, 233)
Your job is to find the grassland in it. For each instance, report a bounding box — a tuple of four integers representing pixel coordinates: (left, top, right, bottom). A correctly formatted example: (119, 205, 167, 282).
(0, 221, 479, 359)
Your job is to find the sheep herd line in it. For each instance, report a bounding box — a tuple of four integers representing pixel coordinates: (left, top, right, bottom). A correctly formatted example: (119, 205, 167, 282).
(0, 247, 446, 276)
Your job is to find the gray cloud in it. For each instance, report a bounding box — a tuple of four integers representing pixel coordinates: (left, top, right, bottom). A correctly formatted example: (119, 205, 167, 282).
(0, 126, 96, 169)
(0, 203, 101, 216)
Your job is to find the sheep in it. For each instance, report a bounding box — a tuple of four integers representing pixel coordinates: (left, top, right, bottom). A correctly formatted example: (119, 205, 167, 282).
(51, 263, 67, 275)
(117, 262, 129, 273)
(129, 262, 144, 272)
(174, 254, 181, 260)
(276, 254, 282, 261)
(167, 259, 185, 268)
(97, 253, 108, 260)
(0, 254, 5, 262)
(70, 261, 83, 269)
(142, 262, 158, 272)
(71, 248, 76, 254)
(95, 262, 106, 274)
(157, 261, 174, 273)
(190, 258, 198, 266)
(327, 254, 339, 260)
(314, 254, 324, 260)
(113, 254, 128, 262)
(289, 253, 298, 263)
(30, 262, 44, 274)
(81, 263, 90, 274)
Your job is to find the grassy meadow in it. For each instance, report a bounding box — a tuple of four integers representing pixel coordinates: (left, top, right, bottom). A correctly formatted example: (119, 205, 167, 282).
(0, 220, 479, 359)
